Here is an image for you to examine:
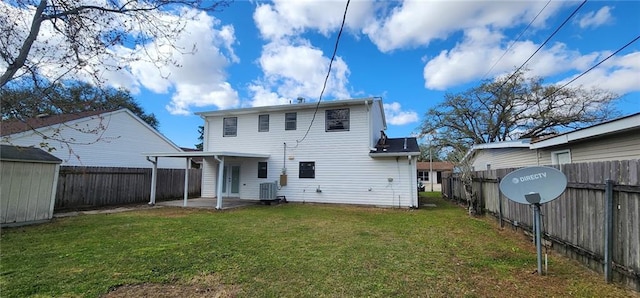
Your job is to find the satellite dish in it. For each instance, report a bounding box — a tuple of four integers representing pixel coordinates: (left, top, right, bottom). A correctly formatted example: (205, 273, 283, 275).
(499, 166, 567, 205)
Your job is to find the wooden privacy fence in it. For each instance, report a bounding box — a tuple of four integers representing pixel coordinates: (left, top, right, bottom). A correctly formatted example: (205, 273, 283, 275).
(442, 160, 640, 291)
(55, 166, 202, 210)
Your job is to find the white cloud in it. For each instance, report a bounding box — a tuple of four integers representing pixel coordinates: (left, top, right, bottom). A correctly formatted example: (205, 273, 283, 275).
(0, 3, 239, 115)
(556, 52, 640, 95)
(577, 6, 614, 29)
(383, 102, 418, 126)
(253, 0, 375, 40)
(248, 38, 350, 107)
(363, 1, 563, 52)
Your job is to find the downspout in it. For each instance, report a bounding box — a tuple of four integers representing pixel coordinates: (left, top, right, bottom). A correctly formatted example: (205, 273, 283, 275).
(214, 155, 224, 210)
(408, 155, 415, 208)
(146, 156, 158, 205)
(365, 100, 373, 151)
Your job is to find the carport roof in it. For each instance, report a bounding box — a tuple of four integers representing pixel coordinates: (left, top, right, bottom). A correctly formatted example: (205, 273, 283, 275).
(142, 151, 270, 158)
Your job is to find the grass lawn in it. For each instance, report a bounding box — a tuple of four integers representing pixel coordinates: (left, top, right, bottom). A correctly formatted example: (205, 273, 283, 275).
(1, 194, 637, 297)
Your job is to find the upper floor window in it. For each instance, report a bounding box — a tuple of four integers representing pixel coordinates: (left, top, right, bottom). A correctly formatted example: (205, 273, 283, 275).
(223, 117, 237, 137)
(326, 108, 349, 131)
(258, 114, 269, 132)
(285, 112, 297, 130)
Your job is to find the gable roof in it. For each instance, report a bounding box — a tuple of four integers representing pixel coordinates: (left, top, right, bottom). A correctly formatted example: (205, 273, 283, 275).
(1, 110, 108, 137)
(0, 145, 62, 163)
(2, 109, 184, 153)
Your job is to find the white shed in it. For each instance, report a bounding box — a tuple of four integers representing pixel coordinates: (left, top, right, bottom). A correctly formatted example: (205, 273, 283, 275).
(1, 145, 62, 226)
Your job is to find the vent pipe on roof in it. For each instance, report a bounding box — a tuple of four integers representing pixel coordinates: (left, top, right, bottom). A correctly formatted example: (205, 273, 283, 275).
(36, 113, 49, 118)
(403, 138, 407, 150)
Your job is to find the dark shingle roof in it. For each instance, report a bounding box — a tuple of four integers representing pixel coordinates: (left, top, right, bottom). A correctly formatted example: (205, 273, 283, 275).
(0, 145, 62, 163)
(1, 110, 110, 137)
(370, 137, 420, 155)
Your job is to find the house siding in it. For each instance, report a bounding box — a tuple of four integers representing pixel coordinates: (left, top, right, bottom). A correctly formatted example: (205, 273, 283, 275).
(3, 110, 184, 168)
(471, 148, 539, 170)
(538, 132, 640, 164)
(202, 100, 418, 207)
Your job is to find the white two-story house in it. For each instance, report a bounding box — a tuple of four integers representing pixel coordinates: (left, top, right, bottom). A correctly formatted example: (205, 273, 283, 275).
(183, 97, 420, 208)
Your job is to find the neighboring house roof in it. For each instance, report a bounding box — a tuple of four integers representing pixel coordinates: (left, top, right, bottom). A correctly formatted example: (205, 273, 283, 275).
(417, 161, 455, 171)
(0, 145, 62, 164)
(369, 137, 420, 157)
(2, 109, 183, 152)
(1, 110, 109, 137)
(462, 139, 531, 163)
(461, 112, 640, 163)
(530, 112, 640, 149)
(196, 97, 387, 130)
(180, 147, 203, 164)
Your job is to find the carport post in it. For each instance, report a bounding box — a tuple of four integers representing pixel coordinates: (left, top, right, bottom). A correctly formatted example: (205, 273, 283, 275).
(149, 156, 158, 205)
(183, 158, 190, 207)
(216, 156, 225, 210)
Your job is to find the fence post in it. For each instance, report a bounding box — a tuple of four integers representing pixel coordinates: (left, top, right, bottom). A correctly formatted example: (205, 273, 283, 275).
(604, 179, 614, 283)
(498, 177, 503, 228)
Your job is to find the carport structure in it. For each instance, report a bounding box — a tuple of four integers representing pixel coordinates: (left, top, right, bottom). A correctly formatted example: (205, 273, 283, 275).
(142, 151, 269, 209)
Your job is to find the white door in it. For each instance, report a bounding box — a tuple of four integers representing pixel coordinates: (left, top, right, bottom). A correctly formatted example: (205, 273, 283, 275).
(222, 165, 240, 197)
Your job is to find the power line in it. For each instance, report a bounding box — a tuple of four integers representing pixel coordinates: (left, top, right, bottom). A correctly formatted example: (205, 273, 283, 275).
(498, 0, 587, 90)
(480, 0, 552, 81)
(545, 34, 640, 100)
(296, 0, 350, 145)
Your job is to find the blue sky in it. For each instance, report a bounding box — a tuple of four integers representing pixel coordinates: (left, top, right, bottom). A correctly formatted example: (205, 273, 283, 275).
(7, 1, 640, 148)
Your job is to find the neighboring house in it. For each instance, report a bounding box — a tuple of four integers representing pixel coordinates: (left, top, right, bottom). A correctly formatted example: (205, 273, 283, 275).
(1, 109, 185, 168)
(464, 113, 640, 170)
(156, 97, 420, 208)
(1, 145, 62, 226)
(417, 161, 454, 191)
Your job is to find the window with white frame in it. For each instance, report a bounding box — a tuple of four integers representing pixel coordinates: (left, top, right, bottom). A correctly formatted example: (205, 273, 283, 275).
(285, 112, 297, 130)
(551, 149, 571, 165)
(325, 108, 350, 131)
(223, 117, 237, 137)
(258, 114, 269, 132)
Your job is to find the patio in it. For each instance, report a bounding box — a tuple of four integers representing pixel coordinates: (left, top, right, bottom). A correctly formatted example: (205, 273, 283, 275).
(156, 197, 263, 210)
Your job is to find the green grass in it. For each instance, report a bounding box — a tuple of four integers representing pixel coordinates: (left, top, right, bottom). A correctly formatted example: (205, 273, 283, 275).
(1, 197, 637, 297)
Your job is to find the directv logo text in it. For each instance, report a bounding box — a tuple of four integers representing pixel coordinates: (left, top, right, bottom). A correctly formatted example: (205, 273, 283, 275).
(512, 172, 547, 184)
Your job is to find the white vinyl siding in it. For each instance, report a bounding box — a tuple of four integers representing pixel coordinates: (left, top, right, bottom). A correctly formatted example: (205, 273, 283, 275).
(471, 148, 539, 170)
(2, 110, 184, 168)
(202, 100, 417, 207)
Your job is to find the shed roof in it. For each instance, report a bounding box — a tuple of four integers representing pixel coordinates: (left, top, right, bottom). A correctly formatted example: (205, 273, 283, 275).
(369, 137, 420, 157)
(0, 145, 62, 164)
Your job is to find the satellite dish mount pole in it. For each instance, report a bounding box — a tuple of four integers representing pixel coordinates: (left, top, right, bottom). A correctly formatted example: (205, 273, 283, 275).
(526, 193, 543, 275)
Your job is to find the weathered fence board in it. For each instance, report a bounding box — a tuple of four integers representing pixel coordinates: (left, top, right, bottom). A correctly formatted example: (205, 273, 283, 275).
(55, 166, 201, 210)
(443, 159, 640, 291)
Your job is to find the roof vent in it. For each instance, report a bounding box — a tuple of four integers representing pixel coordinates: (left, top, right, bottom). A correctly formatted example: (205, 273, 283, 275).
(297, 97, 305, 104)
(36, 113, 49, 118)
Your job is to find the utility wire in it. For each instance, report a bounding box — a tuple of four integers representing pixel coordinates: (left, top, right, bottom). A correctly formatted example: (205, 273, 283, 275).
(480, 0, 551, 81)
(543, 34, 640, 100)
(296, 0, 350, 145)
(497, 0, 587, 91)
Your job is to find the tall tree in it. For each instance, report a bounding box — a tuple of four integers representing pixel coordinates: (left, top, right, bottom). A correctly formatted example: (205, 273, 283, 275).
(1, 82, 159, 129)
(420, 69, 620, 157)
(1, 0, 230, 88)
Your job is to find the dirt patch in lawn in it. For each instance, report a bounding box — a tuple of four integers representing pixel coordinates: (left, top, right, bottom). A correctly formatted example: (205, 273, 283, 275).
(103, 273, 241, 298)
